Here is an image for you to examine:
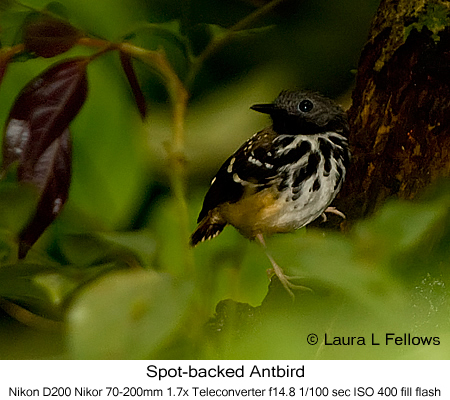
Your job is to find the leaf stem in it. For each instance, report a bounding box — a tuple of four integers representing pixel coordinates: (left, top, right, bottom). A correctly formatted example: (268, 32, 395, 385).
(77, 37, 194, 274)
(118, 42, 193, 275)
(0, 44, 26, 85)
(0, 43, 26, 58)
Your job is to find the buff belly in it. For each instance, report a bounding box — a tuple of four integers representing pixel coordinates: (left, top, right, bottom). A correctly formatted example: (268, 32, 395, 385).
(218, 178, 337, 239)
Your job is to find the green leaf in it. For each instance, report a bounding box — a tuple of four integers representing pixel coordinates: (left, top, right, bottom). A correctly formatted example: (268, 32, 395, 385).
(122, 21, 191, 80)
(0, 9, 33, 47)
(0, 0, 15, 11)
(122, 20, 190, 58)
(33, 272, 78, 309)
(0, 181, 38, 233)
(97, 230, 156, 265)
(269, 232, 406, 318)
(57, 234, 114, 266)
(353, 199, 450, 262)
(58, 230, 156, 267)
(67, 269, 193, 359)
(44, 1, 71, 19)
(0, 260, 119, 319)
(0, 263, 59, 310)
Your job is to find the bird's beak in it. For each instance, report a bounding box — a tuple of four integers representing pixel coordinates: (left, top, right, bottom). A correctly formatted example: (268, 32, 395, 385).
(250, 103, 277, 114)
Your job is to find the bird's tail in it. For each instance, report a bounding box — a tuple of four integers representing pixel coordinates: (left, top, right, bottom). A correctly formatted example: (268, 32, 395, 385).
(189, 216, 226, 247)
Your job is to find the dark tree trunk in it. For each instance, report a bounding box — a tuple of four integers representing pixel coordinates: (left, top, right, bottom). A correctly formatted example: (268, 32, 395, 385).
(337, 0, 450, 222)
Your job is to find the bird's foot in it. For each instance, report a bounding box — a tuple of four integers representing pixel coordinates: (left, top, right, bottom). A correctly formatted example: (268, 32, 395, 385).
(266, 258, 313, 300)
(321, 206, 346, 222)
(256, 232, 312, 299)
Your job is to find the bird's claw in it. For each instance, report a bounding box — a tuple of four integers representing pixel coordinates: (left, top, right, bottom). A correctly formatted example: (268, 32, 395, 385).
(321, 206, 346, 222)
(266, 267, 313, 300)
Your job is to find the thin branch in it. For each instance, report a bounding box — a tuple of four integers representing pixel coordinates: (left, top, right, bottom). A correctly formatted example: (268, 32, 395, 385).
(186, 0, 288, 88)
(118, 42, 193, 275)
(0, 43, 26, 57)
(229, 0, 285, 33)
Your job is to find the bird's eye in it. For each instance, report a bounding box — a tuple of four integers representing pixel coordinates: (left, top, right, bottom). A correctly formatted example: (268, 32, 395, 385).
(298, 99, 313, 113)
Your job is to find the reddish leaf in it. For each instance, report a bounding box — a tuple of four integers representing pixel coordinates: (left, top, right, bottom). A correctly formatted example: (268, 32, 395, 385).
(2, 57, 88, 258)
(3, 57, 88, 172)
(120, 51, 147, 119)
(18, 128, 72, 259)
(23, 15, 82, 58)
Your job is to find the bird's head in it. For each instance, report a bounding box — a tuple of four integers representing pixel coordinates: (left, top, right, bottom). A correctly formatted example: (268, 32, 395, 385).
(251, 90, 348, 135)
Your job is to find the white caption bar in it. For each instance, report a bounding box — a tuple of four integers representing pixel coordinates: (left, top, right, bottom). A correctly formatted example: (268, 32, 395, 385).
(3, 360, 446, 399)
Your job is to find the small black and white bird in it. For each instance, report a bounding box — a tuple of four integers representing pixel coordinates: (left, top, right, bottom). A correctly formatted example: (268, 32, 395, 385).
(190, 90, 350, 297)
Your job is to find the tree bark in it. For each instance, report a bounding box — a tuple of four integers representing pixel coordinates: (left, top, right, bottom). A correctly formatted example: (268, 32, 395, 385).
(337, 0, 450, 221)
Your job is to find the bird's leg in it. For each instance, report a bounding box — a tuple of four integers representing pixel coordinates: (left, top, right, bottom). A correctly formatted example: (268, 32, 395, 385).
(322, 206, 346, 222)
(255, 233, 311, 300)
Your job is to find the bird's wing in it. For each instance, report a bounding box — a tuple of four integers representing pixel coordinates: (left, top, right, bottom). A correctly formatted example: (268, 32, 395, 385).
(197, 128, 279, 223)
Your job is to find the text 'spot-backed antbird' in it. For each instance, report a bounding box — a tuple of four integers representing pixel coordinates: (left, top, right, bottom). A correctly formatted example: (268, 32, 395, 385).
(190, 90, 350, 298)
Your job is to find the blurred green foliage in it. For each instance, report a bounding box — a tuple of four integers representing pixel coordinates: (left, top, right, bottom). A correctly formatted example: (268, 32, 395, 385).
(1, 0, 448, 360)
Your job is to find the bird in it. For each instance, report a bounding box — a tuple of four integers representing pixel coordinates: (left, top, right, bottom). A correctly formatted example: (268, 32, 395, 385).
(190, 90, 350, 298)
